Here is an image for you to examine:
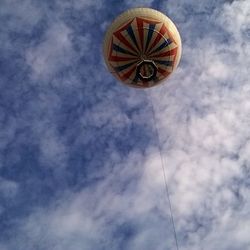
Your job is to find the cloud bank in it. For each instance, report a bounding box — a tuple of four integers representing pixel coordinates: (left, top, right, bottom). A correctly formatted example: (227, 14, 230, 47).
(0, 0, 250, 249)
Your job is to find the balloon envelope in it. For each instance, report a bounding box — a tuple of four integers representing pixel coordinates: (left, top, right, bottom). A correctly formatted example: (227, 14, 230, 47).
(103, 8, 182, 88)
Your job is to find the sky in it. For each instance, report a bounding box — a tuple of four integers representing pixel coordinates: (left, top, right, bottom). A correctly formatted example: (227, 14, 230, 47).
(0, 0, 250, 249)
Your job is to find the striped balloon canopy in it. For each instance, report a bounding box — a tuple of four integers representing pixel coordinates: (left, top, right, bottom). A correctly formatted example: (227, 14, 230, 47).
(103, 8, 182, 88)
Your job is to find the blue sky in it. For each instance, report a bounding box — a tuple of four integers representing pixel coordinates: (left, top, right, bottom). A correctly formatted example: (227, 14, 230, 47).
(0, 0, 250, 249)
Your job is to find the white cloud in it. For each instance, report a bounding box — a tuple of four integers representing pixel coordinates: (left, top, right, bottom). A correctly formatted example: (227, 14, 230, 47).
(0, 177, 19, 199)
(0, 0, 43, 32)
(26, 23, 74, 80)
(1, 0, 250, 249)
(126, 0, 155, 8)
(39, 127, 68, 168)
(71, 0, 103, 10)
(218, 0, 250, 37)
(5, 149, 178, 249)
(147, 0, 250, 248)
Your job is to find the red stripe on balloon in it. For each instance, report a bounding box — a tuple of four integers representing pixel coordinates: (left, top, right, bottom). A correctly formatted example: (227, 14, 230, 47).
(120, 66, 136, 80)
(147, 23, 167, 53)
(137, 17, 161, 25)
(109, 55, 138, 62)
(158, 67, 171, 77)
(116, 19, 134, 33)
(136, 18, 144, 52)
(149, 47, 178, 58)
(113, 32, 138, 54)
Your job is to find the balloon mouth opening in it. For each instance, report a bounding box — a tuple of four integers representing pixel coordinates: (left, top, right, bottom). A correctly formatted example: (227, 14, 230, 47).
(136, 60, 157, 82)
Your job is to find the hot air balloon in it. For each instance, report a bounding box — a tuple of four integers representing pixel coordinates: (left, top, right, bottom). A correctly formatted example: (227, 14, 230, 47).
(103, 8, 182, 88)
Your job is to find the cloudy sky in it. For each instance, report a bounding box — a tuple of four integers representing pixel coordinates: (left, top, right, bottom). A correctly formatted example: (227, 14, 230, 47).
(0, 0, 250, 249)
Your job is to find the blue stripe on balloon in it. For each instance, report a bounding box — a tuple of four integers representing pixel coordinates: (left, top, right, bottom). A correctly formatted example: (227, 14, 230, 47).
(126, 25, 139, 50)
(145, 24, 155, 52)
(114, 62, 135, 72)
(112, 44, 137, 56)
(132, 74, 139, 84)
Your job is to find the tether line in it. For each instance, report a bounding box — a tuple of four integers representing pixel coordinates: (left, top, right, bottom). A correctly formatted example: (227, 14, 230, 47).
(147, 91, 179, 250)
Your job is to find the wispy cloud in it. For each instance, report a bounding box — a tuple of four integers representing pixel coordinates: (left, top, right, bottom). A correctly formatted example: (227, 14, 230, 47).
(148, 0, 250, 249)
(26, 23, 74, 80)
(0, 0, 250, 249)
